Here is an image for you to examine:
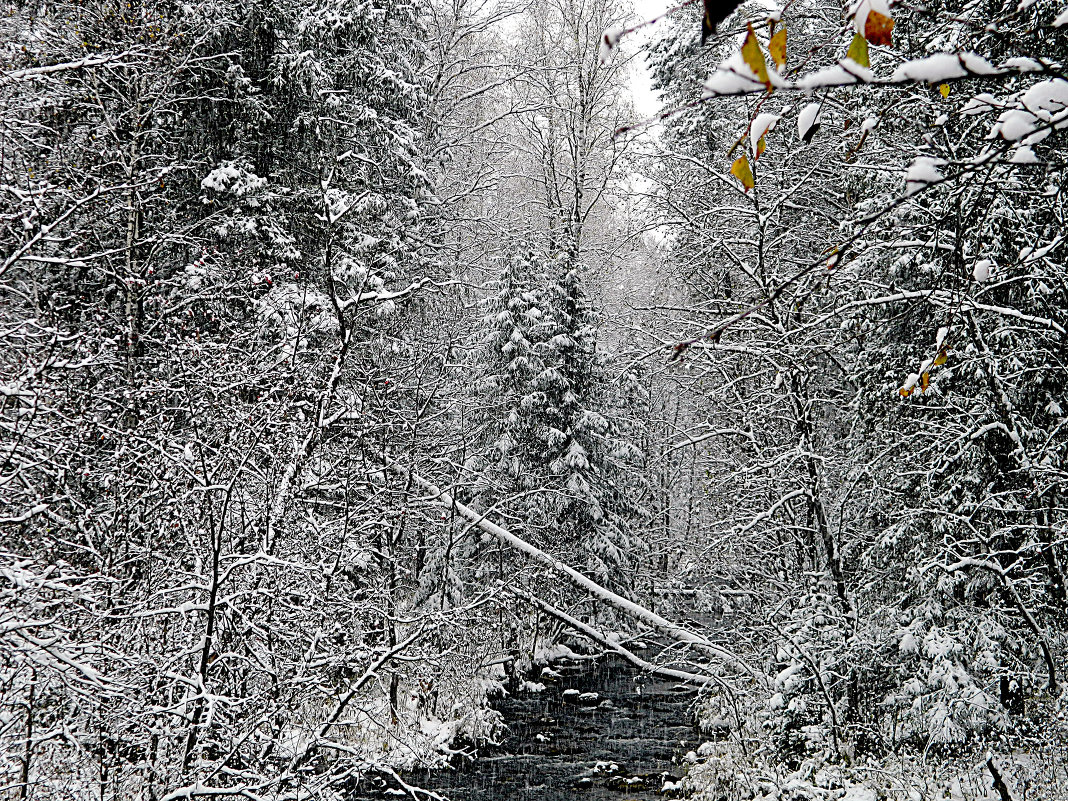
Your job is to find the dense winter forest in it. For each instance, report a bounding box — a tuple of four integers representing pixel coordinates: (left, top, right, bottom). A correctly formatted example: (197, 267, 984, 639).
(2, 0, 1068, 797)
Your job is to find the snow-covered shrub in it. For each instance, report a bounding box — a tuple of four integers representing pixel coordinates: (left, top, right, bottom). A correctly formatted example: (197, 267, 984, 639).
(878, 608, 1012, 751)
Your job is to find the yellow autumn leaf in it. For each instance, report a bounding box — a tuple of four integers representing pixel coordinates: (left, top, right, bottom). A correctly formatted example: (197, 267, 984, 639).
(939, 83, 950, 98)
(846, 33, 869, 68)
(899, 387, 912, 398)
(731, 154, 755, 191)
(769, 27, 787, 70)
(756, 136, 767, 158)
(741, 23, 771, 89)
(919, 372, 930, 392)
(933, 349, 948, 366)
(864, 9, 894, 46)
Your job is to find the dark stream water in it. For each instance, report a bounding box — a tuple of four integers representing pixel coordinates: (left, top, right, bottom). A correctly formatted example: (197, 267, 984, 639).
(358, 655, 701, 800)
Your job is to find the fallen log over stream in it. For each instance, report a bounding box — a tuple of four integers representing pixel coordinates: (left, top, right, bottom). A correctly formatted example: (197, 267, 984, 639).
(506, 586, 725, 687)
(390, 461, 763, 685)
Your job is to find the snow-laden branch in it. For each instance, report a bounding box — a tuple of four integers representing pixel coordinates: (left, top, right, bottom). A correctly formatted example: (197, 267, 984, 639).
(5, 627, 121, 693)
(159, 783, 266, 801)
(702, 51, 1049, 98)
(808, 288, 1067, 338)
(664, 426, 756, 456)
(0, 186, 114, 279)
(1, 51, 139, 82)
(0, 503, 49, 525)
(337, 276, 452, 312)
(736, 489, 808, 538)
(379, 765, 448, 801)
(390, 461, 762, 681)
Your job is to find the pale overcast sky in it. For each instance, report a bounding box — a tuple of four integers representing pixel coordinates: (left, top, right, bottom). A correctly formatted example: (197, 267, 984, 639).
(628, 0, 671, 118)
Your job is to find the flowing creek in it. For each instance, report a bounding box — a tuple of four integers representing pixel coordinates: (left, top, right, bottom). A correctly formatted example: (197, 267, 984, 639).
(356, 655, 701, 800)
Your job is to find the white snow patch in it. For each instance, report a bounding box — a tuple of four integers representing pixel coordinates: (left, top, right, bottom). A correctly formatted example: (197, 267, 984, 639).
(703, 51, 767, 96)
(798, 102, 823, 141)
(1020, 79, 1068, 117)
(962, 93, 1002, 115)
(201, 162, 266, 196)
(798, 64, 870, 89)
(1002, 56, 1043, 72)
(599, 25, 624, 65)
(905, 156, 946, 195)
(750, 113, 780, 155)
(892, 54, 966, 83)
(958, 53, 1000, 75)
(993, 109, 1040, 141)
(1010, 146, 1040, 164)
(775, 663, 803, 690)
(534, 643, 581, 664)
